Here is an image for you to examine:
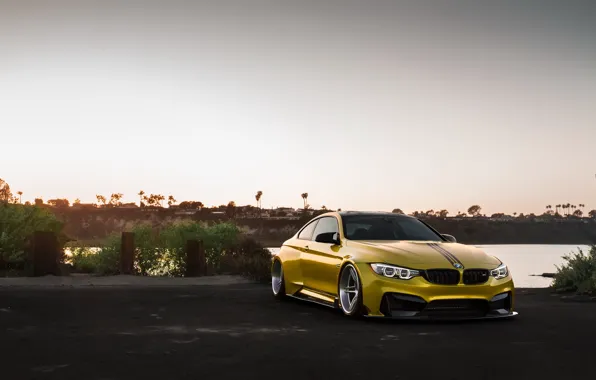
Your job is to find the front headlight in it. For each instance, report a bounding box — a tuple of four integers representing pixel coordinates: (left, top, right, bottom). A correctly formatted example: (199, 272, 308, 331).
(490, 264, 509, 280)
(370, 263, 420, 280)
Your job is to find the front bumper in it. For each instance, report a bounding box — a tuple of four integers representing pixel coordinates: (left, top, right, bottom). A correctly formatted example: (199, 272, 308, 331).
(376, 291, 516, 320)
(355, 263, 517, 319)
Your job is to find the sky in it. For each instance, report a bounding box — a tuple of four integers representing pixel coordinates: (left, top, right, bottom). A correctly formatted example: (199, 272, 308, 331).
(1, 0, 595, 215)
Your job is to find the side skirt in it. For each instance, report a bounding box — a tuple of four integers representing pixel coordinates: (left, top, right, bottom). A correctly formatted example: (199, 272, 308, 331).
(289, 288, 338, 309)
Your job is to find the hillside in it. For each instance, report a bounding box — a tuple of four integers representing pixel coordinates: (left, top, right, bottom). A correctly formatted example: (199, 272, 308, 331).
(48, 207, 596, 246)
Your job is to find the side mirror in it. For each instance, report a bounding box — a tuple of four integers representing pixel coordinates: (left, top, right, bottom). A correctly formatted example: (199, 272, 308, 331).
(315, 232, 341, 245)
(441, 234, 457, 243)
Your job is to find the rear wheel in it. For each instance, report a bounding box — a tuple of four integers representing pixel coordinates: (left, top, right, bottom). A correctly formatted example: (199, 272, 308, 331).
(338, 264, 363, 317)
(271, 259, 286, 298)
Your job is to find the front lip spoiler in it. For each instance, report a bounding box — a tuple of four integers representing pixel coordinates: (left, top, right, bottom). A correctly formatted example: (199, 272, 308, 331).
(364, 311, 519, 321)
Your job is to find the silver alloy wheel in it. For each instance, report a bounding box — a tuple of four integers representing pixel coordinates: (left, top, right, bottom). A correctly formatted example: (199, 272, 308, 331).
(272, 260, 283, 295)
(339, 264, 360, 314)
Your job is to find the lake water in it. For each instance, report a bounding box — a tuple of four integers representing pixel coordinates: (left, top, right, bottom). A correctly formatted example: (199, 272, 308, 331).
(267, 244, 592, 288)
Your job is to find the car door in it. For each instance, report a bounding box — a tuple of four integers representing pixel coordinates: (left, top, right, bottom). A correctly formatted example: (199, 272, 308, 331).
(292, 218, 320, 283)
(303, 216, 344, 296)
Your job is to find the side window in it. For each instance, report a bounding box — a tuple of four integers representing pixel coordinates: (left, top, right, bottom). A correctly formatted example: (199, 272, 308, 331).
(312, 217, 339, 241)
(297, 219, 319, 240)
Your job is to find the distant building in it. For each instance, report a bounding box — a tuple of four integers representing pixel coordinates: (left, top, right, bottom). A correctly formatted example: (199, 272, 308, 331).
(71, 203, 97, 209)
(118, 203, 138, 209)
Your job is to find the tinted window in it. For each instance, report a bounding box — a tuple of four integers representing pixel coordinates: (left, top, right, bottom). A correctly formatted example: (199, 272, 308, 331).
(297, 219, 319, 240)
(312, 217, 339, 241)
(341, 214, 442, 241)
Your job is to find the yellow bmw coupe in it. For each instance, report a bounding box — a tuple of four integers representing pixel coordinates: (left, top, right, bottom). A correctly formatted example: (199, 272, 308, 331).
(271, 211, 517, 319)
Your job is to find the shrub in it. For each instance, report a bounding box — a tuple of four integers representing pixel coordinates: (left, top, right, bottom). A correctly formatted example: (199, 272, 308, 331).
(222, 237, 273, 283)
(67, 221, 271, 280)
(0, 203, 64, 269)
(552, 246, 596, 294)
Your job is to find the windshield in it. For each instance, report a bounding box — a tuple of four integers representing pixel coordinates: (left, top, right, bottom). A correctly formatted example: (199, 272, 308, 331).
(341, 214, 444, 241)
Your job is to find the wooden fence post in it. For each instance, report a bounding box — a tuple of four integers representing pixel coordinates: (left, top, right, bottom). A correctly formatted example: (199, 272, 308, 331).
(185, 239, 206, 277)
(120, 232, 135, 275)
(30, 231, 60, 276)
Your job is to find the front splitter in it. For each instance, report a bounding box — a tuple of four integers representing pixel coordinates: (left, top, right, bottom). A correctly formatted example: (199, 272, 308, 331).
(364, 311, 519, 321)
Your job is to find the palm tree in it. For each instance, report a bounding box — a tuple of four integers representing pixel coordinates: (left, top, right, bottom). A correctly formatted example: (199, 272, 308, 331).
(17, 191, 23, 204)
(301, 193, 308, 209)
(255, 191, 263, 209)
(138, 190, 145, 207)
(555, 204, 561, 215)
(579, 204, 585, 213)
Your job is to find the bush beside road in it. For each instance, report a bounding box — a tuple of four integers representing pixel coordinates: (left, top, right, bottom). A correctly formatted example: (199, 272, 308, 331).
(0, 285, 594, 380)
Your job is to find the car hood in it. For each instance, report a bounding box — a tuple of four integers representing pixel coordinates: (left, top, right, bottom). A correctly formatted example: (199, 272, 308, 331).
(348, 240, 502, 270)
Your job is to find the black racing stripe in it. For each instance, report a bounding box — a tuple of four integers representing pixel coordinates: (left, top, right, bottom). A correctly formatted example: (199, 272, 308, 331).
(427, 243, 455, 264)
(431, 243, 463, 265)
(430, 243, 461, 264)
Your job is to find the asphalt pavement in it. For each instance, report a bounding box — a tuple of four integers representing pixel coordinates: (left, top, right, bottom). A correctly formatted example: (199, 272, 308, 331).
(1, 284, 594, 380)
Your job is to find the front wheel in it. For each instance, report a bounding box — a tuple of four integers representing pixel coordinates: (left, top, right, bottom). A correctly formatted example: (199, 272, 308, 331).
(271, 259, 286, 299)
(338, 264, 363, 317)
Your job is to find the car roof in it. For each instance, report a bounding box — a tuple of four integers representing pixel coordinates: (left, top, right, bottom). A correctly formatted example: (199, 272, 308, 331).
(337, 211, 415, 219)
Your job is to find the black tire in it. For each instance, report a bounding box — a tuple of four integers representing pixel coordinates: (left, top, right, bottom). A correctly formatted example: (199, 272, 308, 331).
(338, 263, 364, 317)
(271, 259, 286, 299)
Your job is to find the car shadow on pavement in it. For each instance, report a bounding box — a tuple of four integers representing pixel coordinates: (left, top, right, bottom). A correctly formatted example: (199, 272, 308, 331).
(277, 295, 518, 326)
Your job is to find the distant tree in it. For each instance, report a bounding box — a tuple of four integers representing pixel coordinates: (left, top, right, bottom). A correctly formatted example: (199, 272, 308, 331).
(143, 194, 165, 207)
(47, 198, 70, 208)
(438, 209, 449, 218)
(138, 190, 145, 207)
(321, 205, 327, 210)
(96, 195, 107, 206)
(555, 204, 561, 216)
(301, 193, 309, 209)
(24, 201, 31, 206)
(16, 191, 23, 204)
(74, 198, 81, 205)
(226, 201, 236, 218)
(573, 209, 583, 217)
(167, 195, 177, 207)
(0, 178, 12, 203)
(34, 198, 43, 206)
(392, 208, 404, 214)
(337, 208, 342, 212)
(425, 209, 435, 217)
(588, 210, 596, 219)
(142, 194, 154, 206)
(179, 201, 203, 209)
(109, 193, 123, 207)
(491, 213, 505, 218)
(467, 205, 481, 217)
